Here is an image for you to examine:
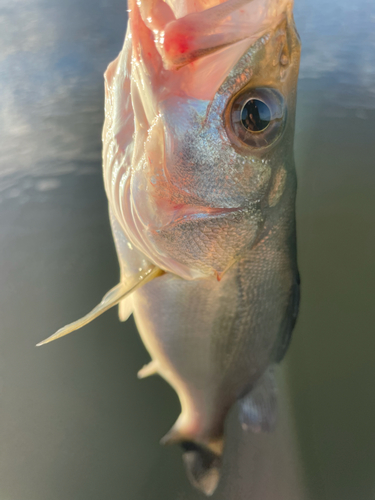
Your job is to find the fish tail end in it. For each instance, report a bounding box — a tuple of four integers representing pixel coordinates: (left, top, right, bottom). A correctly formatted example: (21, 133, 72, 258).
(161, 423, 223, 496)
(181, 440, 222, 496)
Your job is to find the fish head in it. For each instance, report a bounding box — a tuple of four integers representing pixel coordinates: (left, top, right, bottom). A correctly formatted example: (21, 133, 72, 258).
(104, 0, 301, 279)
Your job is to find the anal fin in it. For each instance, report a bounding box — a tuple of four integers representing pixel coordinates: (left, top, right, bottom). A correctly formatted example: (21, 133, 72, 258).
(239, 366, 277, 433)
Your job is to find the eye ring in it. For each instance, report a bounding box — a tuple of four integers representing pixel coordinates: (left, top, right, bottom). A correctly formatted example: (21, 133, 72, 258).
(228, 87, 286, 149)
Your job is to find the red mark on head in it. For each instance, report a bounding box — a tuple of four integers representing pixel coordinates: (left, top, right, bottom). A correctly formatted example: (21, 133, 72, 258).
(172, 204, 187, 211)
(165, 33, 193, 55)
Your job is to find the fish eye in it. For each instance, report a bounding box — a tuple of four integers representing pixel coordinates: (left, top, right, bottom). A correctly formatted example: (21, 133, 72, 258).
(241, 99, 271, 133)
(229, 88, 286, 148)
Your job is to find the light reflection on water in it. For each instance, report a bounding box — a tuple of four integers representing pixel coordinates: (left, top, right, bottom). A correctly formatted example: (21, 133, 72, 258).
(0, 0, 374, 499)
(296, 0, 375, 108)
(0, 0, 127, 184)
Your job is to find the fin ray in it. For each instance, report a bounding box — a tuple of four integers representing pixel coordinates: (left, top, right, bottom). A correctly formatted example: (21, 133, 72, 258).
(37, 266, 164, 346)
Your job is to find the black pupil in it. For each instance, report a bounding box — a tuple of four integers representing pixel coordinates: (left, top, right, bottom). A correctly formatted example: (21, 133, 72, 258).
(241, 99, 271, 132)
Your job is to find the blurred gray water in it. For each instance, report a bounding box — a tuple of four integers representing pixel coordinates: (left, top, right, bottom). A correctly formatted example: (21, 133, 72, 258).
(0, 0, 374, 498)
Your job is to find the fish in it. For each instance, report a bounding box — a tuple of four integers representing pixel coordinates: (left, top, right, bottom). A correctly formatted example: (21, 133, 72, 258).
(38, 0, 301, 494)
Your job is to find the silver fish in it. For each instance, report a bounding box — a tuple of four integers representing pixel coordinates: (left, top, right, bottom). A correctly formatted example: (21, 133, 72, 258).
(39, 0, 301, 494)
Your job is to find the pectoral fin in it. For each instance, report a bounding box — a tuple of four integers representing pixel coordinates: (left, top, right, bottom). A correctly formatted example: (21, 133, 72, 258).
(36, 266, 164, 346)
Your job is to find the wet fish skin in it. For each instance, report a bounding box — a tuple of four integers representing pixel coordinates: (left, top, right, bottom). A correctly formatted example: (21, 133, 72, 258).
(102, 6, 301, 494)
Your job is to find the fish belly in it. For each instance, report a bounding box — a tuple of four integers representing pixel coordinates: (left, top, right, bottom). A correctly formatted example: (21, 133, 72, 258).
(132, 230, 297, 447)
